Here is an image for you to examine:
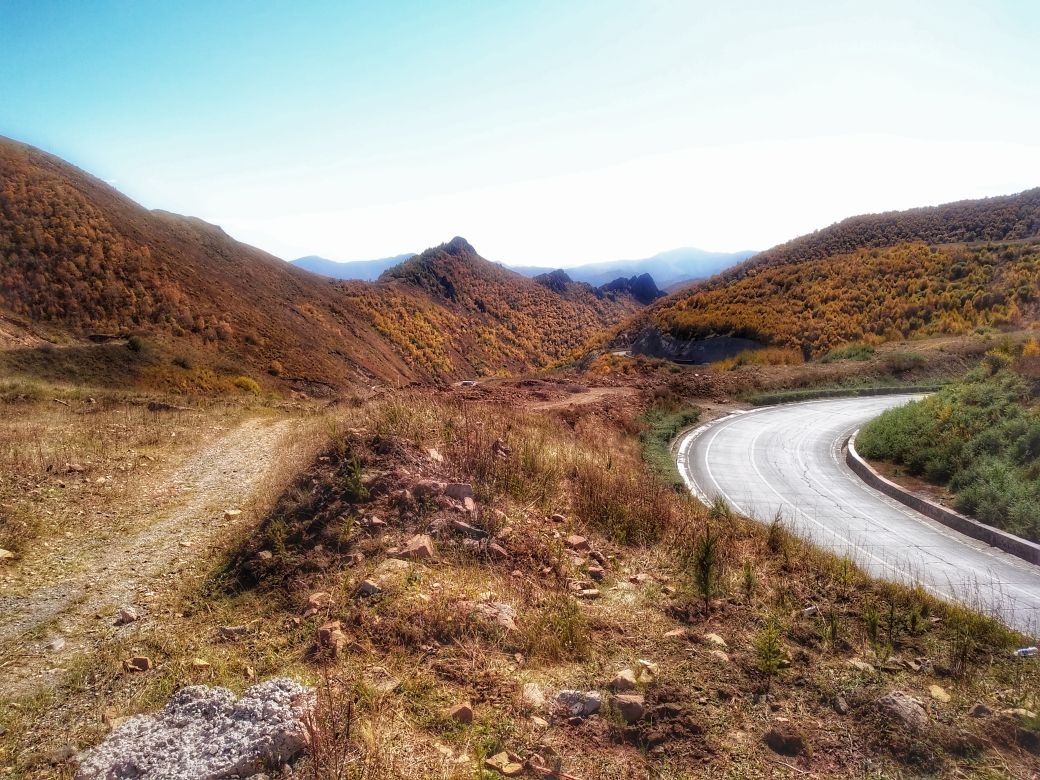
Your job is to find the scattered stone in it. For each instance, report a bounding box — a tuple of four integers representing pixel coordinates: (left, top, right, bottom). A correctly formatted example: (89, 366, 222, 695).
(630, 573, 651, 584)
(969, 702, 992, 718)
(763, 723, 809, 757)
(613, 694, 645, 723)
(929, 684, 951, 703)
(414, 480, 446, 499)
(218, 625, 249, 641)
(488, 542, 510, 559)
(485, 752, 523, 776)
(307, 592, 333, 610)
(459, 600, 518, 632)
(427, 447, 444, 463)
(530, 716, 549, 729)
(66, 462, 86, 473)
(577, 588, 600, 599)
(43, 745, 76, 766)
(588, 565, 605, 581)
(316, 621, 347, 657)
(463, 496, 476, 512)
(356, 580, 383, 597)
(448, 702, 474, 724)
(122, 656, 153, 673)
(451, 519, 487, 538)
(847, 659, 875, 674)
(564, 535, 590, 552)
(46, 636, 66, 652)
(708, 649, 731, 663)
(611, 669, 638, 691)
(834, 695, 850, 715)
(445, 483, 473, 500)
(637, 659, 659, 683)
(0, 548, 14, 561)
(661, 585, 676, 596)
(521, 682, 545, 711)
(223, 509, 242, 521)
(556, 690, 602, 717)
(115, 607, 139, 626)
(396, 534, 436, 561)
(550, 513, 567, 523)
(704, 633, 728, 648)
(256, 550, 273, 562)
(75, 679, 314, 780)
(663, 628, 688, 640)
(801, 605, 819, 617)
(877, 691, 929, 732)
(191, 658, 211, 670)
(363, 666, 401, 693)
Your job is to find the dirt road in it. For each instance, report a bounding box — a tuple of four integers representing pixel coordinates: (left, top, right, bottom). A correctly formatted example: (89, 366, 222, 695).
(0, 416, 296, 699)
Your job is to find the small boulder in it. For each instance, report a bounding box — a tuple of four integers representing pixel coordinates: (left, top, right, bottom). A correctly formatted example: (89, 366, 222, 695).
(413, 480, 446, 499)
(485, 751, 523, 776)
(704, 633, 728, 648)
(122, 656, 153, 673)
(556, 690, 601, 717)
(397, 534, 435, 561)
(877, 691, 929, 732)
(223, 509, 242, 522)
(114, 607, 139, 626)
(307, 591, 334, 610)
(847, 658, 875, 674)
(969, 702, 992, 718)
(611, 669, 638, 691)
(316, 621, 347, 657)
(588, 565, 605, 581)
(445, 483, 473, 500)
(218, 625, 249, 641)
(613, 694, 645, 723)
(0, 548, 15, 561)
(928, 684, 951, 703)
(356, 580, 382, 598)
(564, 535, 590, 552)
(521, 682, 545, 711)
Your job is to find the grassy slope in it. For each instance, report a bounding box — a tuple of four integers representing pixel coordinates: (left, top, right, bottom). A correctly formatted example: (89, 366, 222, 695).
(5, 387, 1038, 779)
(858, 343, 1040, 542)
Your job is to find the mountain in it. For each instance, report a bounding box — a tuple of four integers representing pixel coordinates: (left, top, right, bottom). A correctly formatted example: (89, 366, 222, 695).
(290, 253, 416, 281)
(629, 189, 1040, 360)
(510, 247, 755, 288)
(0, 137, 643, 391)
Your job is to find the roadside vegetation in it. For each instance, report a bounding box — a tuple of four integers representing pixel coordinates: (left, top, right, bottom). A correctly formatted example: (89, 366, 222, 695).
(858, 338, 1040, 542)
(638, 404, 700, 487)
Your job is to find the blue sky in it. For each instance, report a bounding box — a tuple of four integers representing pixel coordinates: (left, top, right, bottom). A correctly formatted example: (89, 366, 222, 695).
(3, 0, 1040, 265)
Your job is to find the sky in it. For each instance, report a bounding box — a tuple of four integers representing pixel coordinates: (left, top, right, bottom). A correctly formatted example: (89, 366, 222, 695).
(2, 0, 1040, 267)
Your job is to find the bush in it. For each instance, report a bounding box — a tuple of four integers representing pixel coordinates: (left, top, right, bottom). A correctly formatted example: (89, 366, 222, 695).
(126, 334, 145, 353)
(818, 342, 875, 363)
(233, 376, 262, 395)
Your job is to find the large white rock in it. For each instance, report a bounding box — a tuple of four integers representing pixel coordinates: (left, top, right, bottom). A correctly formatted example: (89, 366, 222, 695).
(76, 678, 314, 779)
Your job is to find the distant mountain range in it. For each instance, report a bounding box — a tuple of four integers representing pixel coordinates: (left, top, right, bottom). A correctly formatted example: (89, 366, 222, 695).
(290, 246, 756, 289)
(290, 253, 417, 281)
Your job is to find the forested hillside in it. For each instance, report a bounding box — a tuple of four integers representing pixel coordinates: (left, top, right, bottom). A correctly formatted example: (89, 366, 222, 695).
(0, 138, 643, 390)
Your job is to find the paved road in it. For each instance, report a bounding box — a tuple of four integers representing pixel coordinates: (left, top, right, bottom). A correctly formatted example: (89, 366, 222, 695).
(676, 395, 1040, 635)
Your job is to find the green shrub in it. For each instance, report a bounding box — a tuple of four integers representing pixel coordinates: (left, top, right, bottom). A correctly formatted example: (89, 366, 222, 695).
(818, 342, 875, 363)
(233, 376, 262, 395)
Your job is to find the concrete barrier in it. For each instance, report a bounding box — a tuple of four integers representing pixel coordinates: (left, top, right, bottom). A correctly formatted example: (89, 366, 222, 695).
(846, 432, 1040, 567)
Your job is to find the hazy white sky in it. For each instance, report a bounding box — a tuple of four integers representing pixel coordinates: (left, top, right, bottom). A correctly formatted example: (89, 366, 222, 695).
(3, 0, 1039, 266)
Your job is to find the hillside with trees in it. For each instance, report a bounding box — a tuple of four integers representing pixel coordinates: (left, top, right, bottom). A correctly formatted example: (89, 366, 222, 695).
(632, 190, 1040, 358)
(0, 137, 644, 391)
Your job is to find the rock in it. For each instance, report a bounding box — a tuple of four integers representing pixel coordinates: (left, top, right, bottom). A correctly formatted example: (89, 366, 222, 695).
(704, 633, 728, 648)
(256, 550, 273, 562)
(637, 659, 659, 683)
(223, 509, 242, 521)
(969, 702, 992, 718)
(463, 496, 476, 512)
(459, 600, 517, 632)
(564, 534, 590, 552)
(356, 580, 382, 597)
(708, 649, 730, 663)
(556, 690, 601, 717)
(115, 607, 139, 626)
(215, 624, 247, 640)
(372, 557, 413, 585)
(122, 656, 153, 673)
(488, 542, 510, 559)
(413, 480, 446, 499)
(521, 682, 545, 711)
(630, 573, 651, 584)
(44, 745, 76, 765)
(363, 666, 401, 693)
(577, 588, 600, 599)
(801, 605, 819, 617)
(0, 548, 14, 561)
(588, 565, 605, 581)
(531, 716, 549, 728)
(613, 694, 645, 723)
(46, 636, 66, 652)
(307, 591, 333, 610)
(396, 534, 435, 561)
(928, 684, 951, 703)
(550, 513, 567, 523)
(316, 621, 347, 657)
(877, 691, 929, 732)
(445, 483, 473, 500)
(847, 658, 875, 674)
(611, 669, 638, 691)
(451, 519, 487, 538)
(485, 752, 523, 776)
(191, 658, 211, 670)
(427, 447, 444, 463)
(663, 628, 688, 640)
(66, 462, 86, 473)
(76, 679, 314, 780)
(763, 723, 809, 757)
(448, 702, 473, 724)
(834, 695, 850, 715)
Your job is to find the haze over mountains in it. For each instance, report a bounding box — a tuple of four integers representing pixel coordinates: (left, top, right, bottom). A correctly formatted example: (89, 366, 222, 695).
(291, 246, 754, 289)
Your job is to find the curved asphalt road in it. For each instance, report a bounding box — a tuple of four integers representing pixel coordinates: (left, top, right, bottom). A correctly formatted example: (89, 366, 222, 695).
(677, 395, 1040, 635)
